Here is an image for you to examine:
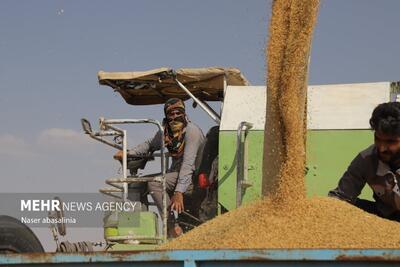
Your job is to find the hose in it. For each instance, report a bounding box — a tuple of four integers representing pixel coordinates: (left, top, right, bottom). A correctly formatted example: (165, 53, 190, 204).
(57, 241, 94, 252)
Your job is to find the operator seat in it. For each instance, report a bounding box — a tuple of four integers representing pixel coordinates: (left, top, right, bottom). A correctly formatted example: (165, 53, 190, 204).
(195, 125, 219, 185)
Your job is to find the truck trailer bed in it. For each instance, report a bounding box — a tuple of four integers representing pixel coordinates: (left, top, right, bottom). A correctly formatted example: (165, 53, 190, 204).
(1, 249, 399, 266)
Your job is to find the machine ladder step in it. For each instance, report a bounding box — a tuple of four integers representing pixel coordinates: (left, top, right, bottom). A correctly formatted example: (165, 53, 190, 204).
(106, 176, 162, 184)
(100, 188, 123, 193)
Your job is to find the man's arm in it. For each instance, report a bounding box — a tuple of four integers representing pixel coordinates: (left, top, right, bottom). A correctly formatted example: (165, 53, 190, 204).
(328, 153, 367, 203)
(171, 124, 204, 213)
(114, 131, 162, 160)
(128, 130, 163, 156)
(174, 125, 204, 193)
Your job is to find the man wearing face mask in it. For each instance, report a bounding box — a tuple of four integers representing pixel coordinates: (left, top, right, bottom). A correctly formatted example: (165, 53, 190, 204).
(114, 98, 205, 235)
(329, 102, 400, 221)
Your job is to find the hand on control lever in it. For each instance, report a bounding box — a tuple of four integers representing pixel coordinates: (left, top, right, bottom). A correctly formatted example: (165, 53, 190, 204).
(171, 192, 184, 213)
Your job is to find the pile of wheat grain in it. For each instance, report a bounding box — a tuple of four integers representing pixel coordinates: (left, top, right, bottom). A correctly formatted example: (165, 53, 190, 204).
(161, 197, 400, 249)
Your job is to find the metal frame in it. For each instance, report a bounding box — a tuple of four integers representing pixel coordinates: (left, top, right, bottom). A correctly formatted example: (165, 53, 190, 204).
(100, 119, 165, 199)
(236, 121, 253, 207)
(83, 118, 168, 243)
(174, 77, 221, 124)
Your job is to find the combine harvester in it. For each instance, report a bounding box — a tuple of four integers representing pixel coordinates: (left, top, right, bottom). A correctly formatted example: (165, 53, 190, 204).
(1, 67, 400, 265)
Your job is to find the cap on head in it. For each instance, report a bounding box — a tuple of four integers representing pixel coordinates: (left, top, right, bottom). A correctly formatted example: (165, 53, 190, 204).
(164, 98, 185, 116)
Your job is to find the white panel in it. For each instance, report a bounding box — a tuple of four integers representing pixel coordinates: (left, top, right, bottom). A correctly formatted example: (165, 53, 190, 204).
(220, 86, 266, 131)
(307, 82, 390, 129)
(220, 82, 391, 131)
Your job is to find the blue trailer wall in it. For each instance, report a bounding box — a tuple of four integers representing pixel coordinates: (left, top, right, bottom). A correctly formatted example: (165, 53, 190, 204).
(0, 249, 400, 266)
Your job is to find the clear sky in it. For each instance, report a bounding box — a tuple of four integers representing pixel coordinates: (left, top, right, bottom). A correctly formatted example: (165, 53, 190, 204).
(1, 0, 400, 251)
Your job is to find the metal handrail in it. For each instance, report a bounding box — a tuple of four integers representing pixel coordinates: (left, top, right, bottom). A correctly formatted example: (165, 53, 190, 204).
(100, 118, 167, 243)
(105, 176, 163, 184)
(83, 118, 168, 243)
(236, 121, 253, 208)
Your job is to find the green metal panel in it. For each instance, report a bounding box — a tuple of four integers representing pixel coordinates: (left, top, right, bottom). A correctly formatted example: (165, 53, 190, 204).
(218, 130, 374, 212)
(107, 243, 158, 251)
(103, 211, 159, 251)
(118, 211, 158, 237)
(218, 131, 264, 211)
(104, 211, 158, 238)
(306, 130, 373, 200)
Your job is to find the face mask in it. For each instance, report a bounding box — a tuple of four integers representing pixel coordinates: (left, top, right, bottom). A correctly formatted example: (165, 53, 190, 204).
(169, 120, 184, 133)
(166, 111, 186, 133)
